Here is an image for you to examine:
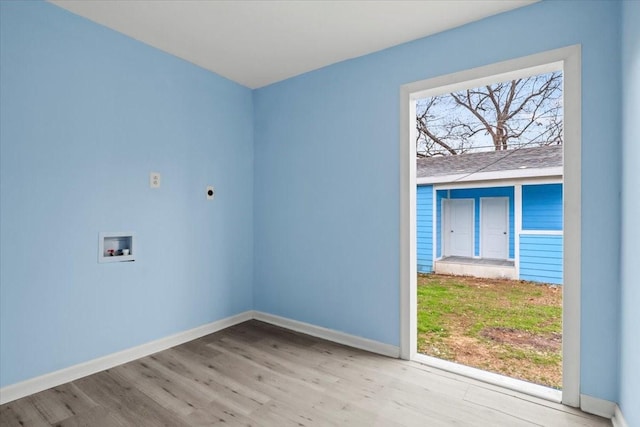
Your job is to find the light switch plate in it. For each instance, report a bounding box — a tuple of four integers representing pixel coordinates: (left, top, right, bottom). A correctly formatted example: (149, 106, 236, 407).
(206, 185, 214, 200)
(150, 172, 161, 188)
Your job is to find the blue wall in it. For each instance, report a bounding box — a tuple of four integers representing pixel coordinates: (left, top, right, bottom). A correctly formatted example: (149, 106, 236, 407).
(522, 184, 563, 230)
(519, 235, 563, 285)
(620, 1, 640, 425)
(0, 2, 254, 387)
(253, 1, 621, 401)
(416, 185, 433, 272)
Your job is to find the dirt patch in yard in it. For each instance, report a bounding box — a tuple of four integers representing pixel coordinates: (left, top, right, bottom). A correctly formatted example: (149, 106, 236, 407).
(480, 327, 561, 352)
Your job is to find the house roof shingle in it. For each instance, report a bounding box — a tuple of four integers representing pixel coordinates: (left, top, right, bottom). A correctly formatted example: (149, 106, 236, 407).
(416, 145, 563, 179)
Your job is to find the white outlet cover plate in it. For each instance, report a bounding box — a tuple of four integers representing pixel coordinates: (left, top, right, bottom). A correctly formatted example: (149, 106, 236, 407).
(150, 172, 161, 188)
(206, 185, 214, 200)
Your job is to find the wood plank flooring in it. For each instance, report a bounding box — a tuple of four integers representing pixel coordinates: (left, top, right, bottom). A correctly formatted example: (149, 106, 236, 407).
(0, 320, 611, 426)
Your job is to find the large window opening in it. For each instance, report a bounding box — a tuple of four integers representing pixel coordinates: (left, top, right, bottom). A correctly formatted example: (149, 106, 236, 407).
(416, 70, 564, 390)
(400, 46, 581, 406)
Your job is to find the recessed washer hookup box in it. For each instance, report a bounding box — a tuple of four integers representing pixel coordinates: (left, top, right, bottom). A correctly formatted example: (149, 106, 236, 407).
(99, 232, 135, 263)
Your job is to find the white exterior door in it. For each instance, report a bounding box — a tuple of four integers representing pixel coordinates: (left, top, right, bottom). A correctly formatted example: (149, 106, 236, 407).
(444, 199, 474, 257)
(481, 197, 509, 259)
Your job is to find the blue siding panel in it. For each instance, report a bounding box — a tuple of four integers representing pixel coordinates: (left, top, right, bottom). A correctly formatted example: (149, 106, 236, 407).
(519, 234, 564, 246)
(417, 185, 433, 272)
(519, 234, 563, 284)
(522, 184, 563, 230)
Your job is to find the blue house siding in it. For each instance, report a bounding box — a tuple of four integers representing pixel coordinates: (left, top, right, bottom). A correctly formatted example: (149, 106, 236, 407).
(417, 185, 433, 272)
(519, 183, 563, 284)
(421, 183, 563, 285)
(519, 235, 563, 284)
(447, 187, 515, 258)
(522, 183, 563, 230)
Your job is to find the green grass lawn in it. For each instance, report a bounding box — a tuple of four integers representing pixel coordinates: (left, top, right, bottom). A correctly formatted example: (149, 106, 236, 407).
(417, 273, 562, 389)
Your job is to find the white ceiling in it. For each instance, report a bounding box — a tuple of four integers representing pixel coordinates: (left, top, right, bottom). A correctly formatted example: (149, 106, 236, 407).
(49, 0, 536, 89)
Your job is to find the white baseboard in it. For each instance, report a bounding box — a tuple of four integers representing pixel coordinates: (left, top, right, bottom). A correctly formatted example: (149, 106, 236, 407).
(0, 311, 253, 405)
(0, 310, 400, 405)
(580, 394, 616, 418)
(252, 311, 400, 358)
(612, 405, 629, 427)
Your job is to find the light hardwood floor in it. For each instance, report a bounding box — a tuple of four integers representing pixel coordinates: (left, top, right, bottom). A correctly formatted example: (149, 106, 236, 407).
(0, 320, 611, 426)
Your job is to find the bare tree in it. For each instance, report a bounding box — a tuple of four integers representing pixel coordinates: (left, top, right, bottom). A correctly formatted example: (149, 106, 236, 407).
(416, 71, 563, 157)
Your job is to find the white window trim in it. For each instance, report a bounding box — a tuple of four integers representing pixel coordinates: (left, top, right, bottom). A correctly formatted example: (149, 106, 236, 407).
(399, 45, 581, 407)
